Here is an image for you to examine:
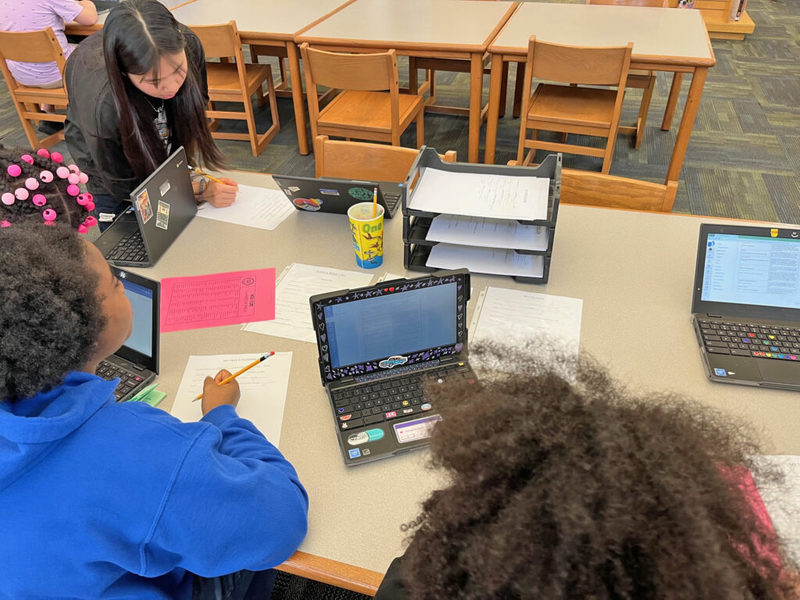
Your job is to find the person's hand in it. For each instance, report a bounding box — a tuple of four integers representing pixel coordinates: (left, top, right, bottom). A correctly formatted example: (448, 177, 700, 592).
(201, 369, 240, 416)
(204, 178, 238, 208)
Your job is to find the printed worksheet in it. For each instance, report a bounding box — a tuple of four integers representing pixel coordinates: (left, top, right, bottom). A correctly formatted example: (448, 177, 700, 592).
(426, 214, 549, 251)
(196, 185, 294, 230)
(170, 352, 292, 446)
(426, 244, 544, 278)
(243, 263, 374, 343)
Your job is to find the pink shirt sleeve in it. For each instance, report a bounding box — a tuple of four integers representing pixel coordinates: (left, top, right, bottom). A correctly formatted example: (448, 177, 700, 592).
(48, 0, 83, 24)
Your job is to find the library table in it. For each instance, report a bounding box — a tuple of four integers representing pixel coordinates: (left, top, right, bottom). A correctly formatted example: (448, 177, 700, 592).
(484, 3, 716, 197)
(66, 0, 195, 34)
(296, 0, 517, 163)
(132, 171, 798, 595)
(170, 0, 356, 156)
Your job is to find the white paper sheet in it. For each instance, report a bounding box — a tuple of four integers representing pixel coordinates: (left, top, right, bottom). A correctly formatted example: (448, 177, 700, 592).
(426, 243, 544, 278)
(408, 168, 549, 220)
(426, 215, 550, 251)
(170, 352, 292, 446)
(242, 263, 374, 343)
(470, 287, 583, 381)
(752, 454, 800, 563)
(196, 185, 294, 230)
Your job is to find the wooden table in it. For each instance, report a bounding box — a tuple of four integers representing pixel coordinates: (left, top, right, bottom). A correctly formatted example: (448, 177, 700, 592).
(66, 0, 194, 34)
(130, 170, 799, 595)
(484, 3, 716, 201)
(171, 0, 355, 156)
(296, 0, 517, 163)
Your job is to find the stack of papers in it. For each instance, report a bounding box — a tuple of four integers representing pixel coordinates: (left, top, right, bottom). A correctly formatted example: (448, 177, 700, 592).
(426, 244, 544, 278)
(425, 215, 549, 251)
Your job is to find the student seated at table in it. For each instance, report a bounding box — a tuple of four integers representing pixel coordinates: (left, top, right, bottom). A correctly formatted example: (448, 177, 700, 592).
(0, 223, 308, 599)
(375, 346, 800, 600)
(0, 0, 97, 119)
(64, 0, 237, 230)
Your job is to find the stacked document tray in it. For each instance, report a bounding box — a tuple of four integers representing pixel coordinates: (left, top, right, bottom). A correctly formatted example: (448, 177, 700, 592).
(402, 151, 561, 284)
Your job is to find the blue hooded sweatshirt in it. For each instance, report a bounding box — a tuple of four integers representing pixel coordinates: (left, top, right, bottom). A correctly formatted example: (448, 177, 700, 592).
(0, 372, 308, 599)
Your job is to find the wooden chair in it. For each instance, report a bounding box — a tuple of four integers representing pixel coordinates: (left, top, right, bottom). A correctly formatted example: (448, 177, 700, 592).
(190, 21, 279, 157)
(314, 135, 456, 182)
(300, 43, 425, 148)
(586, 0, 676, 149)
(516, 37, 632, 174)
(0, 28, 68, 149)
(561, 167, 677, 211)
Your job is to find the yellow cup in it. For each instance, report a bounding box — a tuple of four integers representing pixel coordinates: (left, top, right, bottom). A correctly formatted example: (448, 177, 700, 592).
(347, 202, 384, 269)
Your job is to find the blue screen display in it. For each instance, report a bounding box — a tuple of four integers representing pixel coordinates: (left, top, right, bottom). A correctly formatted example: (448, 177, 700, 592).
(324, 283, 457, 368)
(122, 280, 154, 357)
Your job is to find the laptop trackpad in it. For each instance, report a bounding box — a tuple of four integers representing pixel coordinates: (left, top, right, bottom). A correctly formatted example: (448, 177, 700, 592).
(758, 360, 800, 386)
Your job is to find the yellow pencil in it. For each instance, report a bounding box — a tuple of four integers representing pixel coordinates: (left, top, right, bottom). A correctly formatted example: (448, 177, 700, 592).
(372, 186, 378, 218)
(190, 165, 230, 186)
(193, 351, 275, 401)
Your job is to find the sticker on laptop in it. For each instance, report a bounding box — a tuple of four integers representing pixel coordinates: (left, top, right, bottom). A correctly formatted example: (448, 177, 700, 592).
(159, 180, 171, 197)
(394, 414, 441, 444)
(319, 188, 340, 196)
(156, 201, 170, 230)
(348, 187, 372, 201)
(714, 368, 727, 377)
(135, 189, 153, 224)
(347, 428, 385, 446)
(379, 355, 408, 369)
(293, 197, 322, 211)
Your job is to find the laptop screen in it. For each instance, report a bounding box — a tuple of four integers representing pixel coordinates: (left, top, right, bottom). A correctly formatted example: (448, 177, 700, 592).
(311, 270, 470, 383)
(114, 269, 160, 373)
(692, 224, 800, 321)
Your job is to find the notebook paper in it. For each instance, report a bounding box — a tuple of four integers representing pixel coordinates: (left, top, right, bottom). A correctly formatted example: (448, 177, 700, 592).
(196, 185, 294, 230)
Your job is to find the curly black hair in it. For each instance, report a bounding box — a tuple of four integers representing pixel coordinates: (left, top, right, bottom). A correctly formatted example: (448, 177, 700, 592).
(0, 224, 105, 401)
(0, 145, 94, 229)
(399, 345, 798, 599)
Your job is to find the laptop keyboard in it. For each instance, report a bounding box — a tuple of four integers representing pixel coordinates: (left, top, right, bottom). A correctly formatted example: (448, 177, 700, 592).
(107, 230, 147, 263)
(96, 360, 145, 401)
(382, 191, 400, 214)
(697, 320, 800, 361)
(331, 362, 473, 430)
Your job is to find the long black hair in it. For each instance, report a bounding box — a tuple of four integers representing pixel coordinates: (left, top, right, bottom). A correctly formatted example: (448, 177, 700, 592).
(102, 0, 224, 179)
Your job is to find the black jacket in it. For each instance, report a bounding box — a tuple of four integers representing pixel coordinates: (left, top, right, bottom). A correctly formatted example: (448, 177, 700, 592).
(64, 28, 208, 199)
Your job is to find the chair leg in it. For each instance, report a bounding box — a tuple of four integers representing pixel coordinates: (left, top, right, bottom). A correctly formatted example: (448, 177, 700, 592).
(635, 75, 656, 150)
(512, 62, 525, 118)
(416, 109, 424, 148)
(498, 61, 508, 118)
(601, 132, 620, 174)
(662, 72, 683, 131)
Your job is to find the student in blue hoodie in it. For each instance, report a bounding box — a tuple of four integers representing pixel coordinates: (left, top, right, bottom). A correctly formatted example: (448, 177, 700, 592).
(0, 223, 309, 599)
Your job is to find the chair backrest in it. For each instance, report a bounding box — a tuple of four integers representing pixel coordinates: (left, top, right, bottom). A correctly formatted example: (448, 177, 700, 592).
(527, 36, 632, 87)
(0, 28, 65, 87)
(190, 21, 242, 62)
(561, 168, 677, 211)
(587, 0, 669, 7)
(300, 43, 398, 92)
(314, 135, 456, 182)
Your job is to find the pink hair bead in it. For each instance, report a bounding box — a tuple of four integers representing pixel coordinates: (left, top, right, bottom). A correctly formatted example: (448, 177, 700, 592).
(25, 177, 39, 190)
(32, 193, 47, 207)
(78, 172, 89, 184)
(14, 188, 29, 201)
(68, 164, 80, 174)
(0, 220, 10, 228)
(42, 208, 57, 223)
(39, 170, 54, 183)
(76, 193, 90, 206)
(77, 223, 89, 234)
(7, 164, 21, 177)
(1, 192, 15, 205)
(20, 154, 34, 164)
(84, 216, 98, 227)
(66, 184, 80, 196)
(50, 151, 63, 163)
(36, 148, 50, 159)
(85, 201, 95, 211)
(68, 173, 80, 185)
(56, 166, 70, 179)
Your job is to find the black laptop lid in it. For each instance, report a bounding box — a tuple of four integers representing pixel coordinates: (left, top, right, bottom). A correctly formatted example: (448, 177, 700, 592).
(130, 146, 196, 264)
(691, 223, 800, 322)
(272, 174, 398, 216)
(310, 270, 470, 385)
(113, 269, 160, 373)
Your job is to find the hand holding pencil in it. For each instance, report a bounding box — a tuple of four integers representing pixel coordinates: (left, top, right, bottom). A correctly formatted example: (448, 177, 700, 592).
(195, 352, 275, 415)
(190, 166, 239, 209)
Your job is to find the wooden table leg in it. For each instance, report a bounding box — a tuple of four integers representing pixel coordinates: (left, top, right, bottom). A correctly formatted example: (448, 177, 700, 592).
(661, 72, 684, 131)
(666, 66, 707, 185)
(468, 52, 484, 163)
(286, 42, 310, 156)
(483, 53, 505, 165)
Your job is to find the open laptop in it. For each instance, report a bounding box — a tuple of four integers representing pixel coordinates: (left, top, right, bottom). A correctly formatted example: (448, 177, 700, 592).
(95, 269, 160, 402)
(691, 223, 800, 390)
(310, 270, 473, 466)
(91, 0, 120, 13)
(93, 146, 196, 267)
(272, 174, 403, 218)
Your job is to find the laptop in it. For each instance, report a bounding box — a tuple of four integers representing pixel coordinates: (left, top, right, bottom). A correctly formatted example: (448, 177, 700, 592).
(309, 269, 474, 466)
(95, 269, 160, 402)
(691, 223, 800, 390)
(93, 146, 196, 267)
(272, 174, 403, 218)
(91, 0, 120, 12)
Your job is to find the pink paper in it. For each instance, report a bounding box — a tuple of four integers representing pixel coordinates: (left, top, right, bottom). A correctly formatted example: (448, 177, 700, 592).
(160, 268, 276, 333)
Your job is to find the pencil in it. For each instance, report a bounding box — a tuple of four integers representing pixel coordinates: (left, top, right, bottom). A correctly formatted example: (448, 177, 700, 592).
(190, 165, 230, 186)
(372, 186, 378, 218)
(193, 351, 275, 401)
